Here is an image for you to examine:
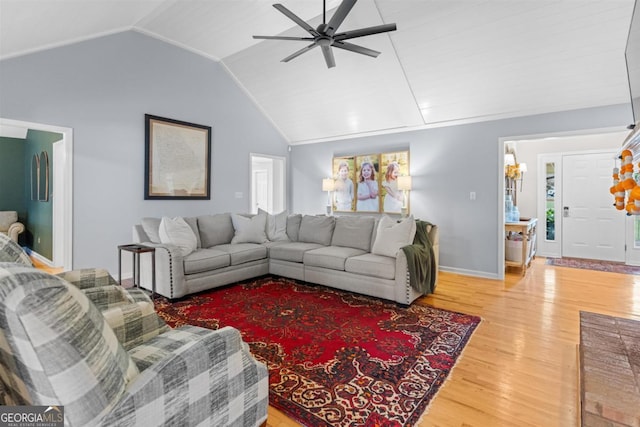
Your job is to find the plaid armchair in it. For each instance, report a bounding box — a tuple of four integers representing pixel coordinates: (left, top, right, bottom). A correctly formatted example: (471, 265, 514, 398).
(0, 263, 269, 426)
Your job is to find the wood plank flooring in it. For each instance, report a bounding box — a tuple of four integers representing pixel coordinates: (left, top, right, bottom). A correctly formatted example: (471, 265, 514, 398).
(266, 258, 640, 427)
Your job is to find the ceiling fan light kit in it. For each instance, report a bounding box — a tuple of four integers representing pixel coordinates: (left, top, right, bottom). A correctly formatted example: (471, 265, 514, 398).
(253, 0, 397, 68)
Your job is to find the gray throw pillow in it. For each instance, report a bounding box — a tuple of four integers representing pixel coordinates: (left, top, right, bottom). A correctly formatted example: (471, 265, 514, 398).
(183, 217, 202, 248)
(197, 214, 234, 247)
(141, 217, 161, 243)
(231, 212, 268, 244)
(286, 214, 302, 242)
(331, 216, 375, 251)
(259, 208, 289, 241)
(298, 215, 336, 246)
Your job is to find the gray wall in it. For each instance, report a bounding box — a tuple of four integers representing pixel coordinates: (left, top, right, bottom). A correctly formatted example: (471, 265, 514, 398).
(0, 31, 289, 273)
(290, 104, 632, 277)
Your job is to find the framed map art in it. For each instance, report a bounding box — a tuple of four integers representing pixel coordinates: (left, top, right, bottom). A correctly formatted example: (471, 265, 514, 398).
(144, 114, 211, 200)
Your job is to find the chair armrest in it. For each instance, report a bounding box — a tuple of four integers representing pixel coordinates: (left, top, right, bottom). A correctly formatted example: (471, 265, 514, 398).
(106, 326, 269, 426)
(57, 267, 119, 289)
(82, 284, 135, 311)
(101, 299, 170, 351)
(7, 222, 24, 242)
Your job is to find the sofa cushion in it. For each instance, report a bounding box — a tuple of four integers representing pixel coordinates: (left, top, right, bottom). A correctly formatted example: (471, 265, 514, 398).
(259, 208, 289, 242)
(231, 212, 268, 244)
(371, 215, 417, 258)
(269, 242, 324, 263)
(215, 243, 268, 266)
(183, 248, 230, 275)
(286, 214, 302, 242)
(345, 253, 396, 280)
(304, 246, 367, 271)
(159, 216, 197, 257)
(298, 215, 335, 246)
(198, 214, 234, 247)
(141, 217, 161, 243)
(330, 216, 375, 251)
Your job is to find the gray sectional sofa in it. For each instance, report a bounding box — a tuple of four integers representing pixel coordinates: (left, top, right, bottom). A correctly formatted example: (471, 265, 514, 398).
(132, 212, 438, 305)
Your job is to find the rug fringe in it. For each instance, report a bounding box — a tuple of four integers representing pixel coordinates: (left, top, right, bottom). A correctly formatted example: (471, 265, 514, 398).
(416, 317, 483, 425)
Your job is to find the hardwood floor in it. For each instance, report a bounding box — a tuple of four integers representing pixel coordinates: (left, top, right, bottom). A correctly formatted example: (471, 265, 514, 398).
(266, 257, 640, 427)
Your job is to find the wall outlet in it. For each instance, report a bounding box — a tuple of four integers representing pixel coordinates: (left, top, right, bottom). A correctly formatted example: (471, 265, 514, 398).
(235, 192, 243, 199)
(470, 191, 476, 201)
(37, 237, 41, 244)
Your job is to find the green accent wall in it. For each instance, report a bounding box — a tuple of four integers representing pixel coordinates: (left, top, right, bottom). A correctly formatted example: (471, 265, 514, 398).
(0, 137, 26, 222)
(24, 129, 61, 260)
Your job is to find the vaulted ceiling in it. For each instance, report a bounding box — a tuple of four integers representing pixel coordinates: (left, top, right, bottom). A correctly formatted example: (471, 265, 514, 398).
(0, 0, 635, 144)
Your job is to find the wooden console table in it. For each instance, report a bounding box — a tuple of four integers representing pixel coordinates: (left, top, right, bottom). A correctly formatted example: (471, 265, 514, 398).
(505, 218, 537, 275)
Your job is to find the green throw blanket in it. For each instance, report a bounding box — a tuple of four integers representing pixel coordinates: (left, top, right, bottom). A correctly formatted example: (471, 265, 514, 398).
(401, 220, 436, 295)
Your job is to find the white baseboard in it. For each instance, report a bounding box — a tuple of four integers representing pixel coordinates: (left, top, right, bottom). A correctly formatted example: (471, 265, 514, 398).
(438, 265, 500, 280)
(23, 248, 54, 267)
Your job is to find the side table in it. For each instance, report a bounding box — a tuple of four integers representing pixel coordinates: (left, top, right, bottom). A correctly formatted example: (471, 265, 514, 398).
(505, 218, 538, 275)
(118, 244, 156, 298)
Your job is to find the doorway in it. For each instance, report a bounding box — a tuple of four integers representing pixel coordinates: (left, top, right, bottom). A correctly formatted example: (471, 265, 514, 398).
(0, 118, 73, 270)
(250, 154, 286, 214)
(500, 128, 629, 277)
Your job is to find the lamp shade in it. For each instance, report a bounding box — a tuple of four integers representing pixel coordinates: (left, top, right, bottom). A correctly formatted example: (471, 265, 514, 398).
(322, 178, 335, 192)
(504, 153, 516, 166)
(397, 175, 412, 191)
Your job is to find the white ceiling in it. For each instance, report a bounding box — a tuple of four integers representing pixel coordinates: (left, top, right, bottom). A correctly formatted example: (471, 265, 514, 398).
(0, 0, 635, 144)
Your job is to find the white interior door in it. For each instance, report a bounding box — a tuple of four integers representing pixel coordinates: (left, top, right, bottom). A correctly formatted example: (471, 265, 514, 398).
(562, 152, 625, 261)
(250, 154, 286, 214)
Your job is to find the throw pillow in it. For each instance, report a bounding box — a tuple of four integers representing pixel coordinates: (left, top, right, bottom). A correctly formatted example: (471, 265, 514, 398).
(259, 208, 289, 241)
(158, 216, 197, 257)
(371, 215, 416, 258)
(141, 217, 161, 243)
(231, 212, 268, 244)
(298, 215, 336, 246)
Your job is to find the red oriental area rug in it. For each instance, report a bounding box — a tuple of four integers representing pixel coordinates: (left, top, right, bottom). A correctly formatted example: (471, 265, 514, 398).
(154, 277, 481, 427)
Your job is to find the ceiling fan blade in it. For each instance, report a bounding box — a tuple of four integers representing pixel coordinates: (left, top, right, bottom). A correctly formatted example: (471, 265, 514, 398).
(321, 45, 336, 68)
(334, 23, 397, 41)
(253, 35, 315, 41)
(282, 42, 319, 62)
(332, 41, 380, 58)
(273, 4, 319, 37)
(326, 0, 357, 36)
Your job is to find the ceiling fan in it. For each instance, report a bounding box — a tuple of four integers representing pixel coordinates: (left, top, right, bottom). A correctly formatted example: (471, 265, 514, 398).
(253, 0, 397, 68)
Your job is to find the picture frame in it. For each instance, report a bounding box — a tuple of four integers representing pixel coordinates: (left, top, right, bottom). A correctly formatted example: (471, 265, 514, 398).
(332, 156, 356, 212)
(380, 151, 410, 214)
(355, 154, 381, 212)
(145, 114, 212, 200)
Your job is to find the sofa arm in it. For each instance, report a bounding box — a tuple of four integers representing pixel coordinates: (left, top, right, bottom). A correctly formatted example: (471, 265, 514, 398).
(7, 222, 24, 242)
(135, 242, 187, 299)
(106, 326, 269, 426)
(57, 268, 119, 289)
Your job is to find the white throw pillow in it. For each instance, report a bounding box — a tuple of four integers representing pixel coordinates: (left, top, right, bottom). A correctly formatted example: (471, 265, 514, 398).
(158, 216, 197, 257)
(371, 215, 416, 258)
(231, 212, 268, 244)
(259, 208, 289, 241)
